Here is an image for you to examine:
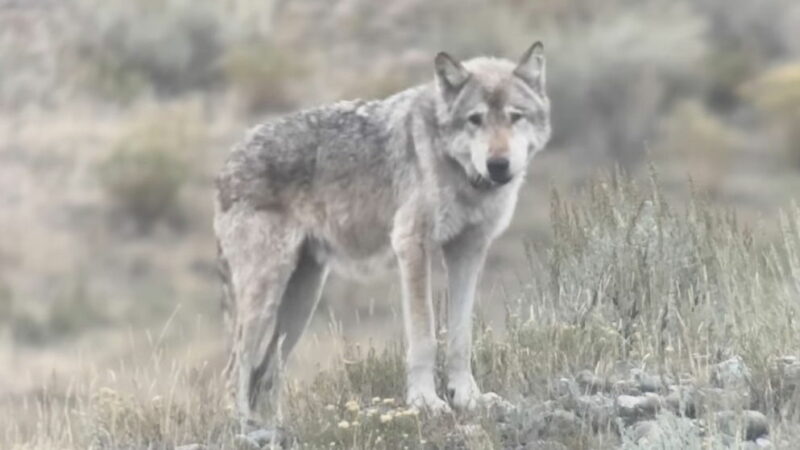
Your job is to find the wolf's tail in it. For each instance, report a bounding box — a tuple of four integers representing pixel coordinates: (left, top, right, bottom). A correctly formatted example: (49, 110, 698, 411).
(216, 239, 237, 381)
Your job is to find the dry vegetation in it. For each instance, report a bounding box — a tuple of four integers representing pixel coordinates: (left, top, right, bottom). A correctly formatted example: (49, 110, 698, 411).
(2, 0, 800, 449)
(3, 174, 800, 449)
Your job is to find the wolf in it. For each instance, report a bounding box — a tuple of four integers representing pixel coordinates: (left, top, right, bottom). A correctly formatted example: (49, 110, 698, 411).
(214, 41, 551, 441)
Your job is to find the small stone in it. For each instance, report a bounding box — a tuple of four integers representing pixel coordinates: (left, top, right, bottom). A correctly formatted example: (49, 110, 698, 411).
(574, 394, 615, 430)
(634, 372, 668, 393)
(554, 377, 580, 398)
(523, 440, 569, 450)
(743, 411, 769, 440)
(711, 356, 751, 390)
(716, 410, 769, 441)
(481, 392, 516, 421)
(616, 393, 662, 423)
(611, 379, 641, 396)
(576, 370, 609, 394)
(631, 420, 662, 443)
(770, 356, 800, 395)
(755, 437, 773, 448)
(665, 386, 697, 417)
(233, 435, 261, 450)
(541, 409, 582, 439)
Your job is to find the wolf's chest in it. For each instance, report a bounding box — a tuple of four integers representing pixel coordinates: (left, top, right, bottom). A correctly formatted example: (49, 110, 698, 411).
(432, 187, 520, 243)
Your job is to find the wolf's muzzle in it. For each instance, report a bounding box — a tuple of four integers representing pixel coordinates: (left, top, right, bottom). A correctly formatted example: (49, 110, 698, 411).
(486, 157, 512, 184)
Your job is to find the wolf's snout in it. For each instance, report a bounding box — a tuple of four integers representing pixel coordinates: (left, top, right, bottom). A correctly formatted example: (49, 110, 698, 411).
(486, 157, 511, 183)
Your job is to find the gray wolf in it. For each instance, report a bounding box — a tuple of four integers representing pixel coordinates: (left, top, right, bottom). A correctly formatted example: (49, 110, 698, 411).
(214, 41, 551, 440)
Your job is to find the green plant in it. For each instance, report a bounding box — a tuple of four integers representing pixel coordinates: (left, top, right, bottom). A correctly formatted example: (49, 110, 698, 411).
(653, 100, 740, 191)
(67, 0, 228, 100)
(98, 105, 203, 230)
(222, 42, 306, 114)
(742, 63, 800, 166)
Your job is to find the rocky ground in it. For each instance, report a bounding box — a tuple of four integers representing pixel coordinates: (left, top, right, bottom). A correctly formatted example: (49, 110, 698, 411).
(488, 356, 787, 449)
(171, 355, 798, 449)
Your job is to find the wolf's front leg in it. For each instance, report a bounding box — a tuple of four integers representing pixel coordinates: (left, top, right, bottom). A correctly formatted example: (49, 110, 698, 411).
(392, 218, 450, 413)
(443, 228, 498, 411)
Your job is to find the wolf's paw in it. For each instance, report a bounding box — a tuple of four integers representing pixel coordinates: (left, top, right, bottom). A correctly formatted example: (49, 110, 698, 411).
(447, 374, 509, 412)
(447, 374, 483, 411)
(407, 389, 452, 414)
(234, 427, 288, 449)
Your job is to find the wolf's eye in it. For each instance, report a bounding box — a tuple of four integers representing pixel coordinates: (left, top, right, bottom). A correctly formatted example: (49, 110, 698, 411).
(509, 112, 523, 124)
(467, 113, 483, 126)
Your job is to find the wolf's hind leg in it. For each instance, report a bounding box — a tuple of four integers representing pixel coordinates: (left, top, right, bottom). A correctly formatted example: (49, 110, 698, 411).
(217, 209, 304, 432)
(273, 246, 328, 366)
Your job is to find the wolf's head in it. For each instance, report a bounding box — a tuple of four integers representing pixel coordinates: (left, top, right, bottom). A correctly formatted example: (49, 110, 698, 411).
(433, 42, 551, 189)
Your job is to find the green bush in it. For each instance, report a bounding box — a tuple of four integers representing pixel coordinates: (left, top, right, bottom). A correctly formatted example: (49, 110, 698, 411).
(653, 100, 740, 191)
(4, 276, 110, 346)
(67, 0, 228, 100)
(742, 63, 800, 166)
(98, 106, 203, 230)
(222, 42, 306, 114)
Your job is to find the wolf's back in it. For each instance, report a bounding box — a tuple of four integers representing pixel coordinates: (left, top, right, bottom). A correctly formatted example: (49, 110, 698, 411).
(215, 99, 402, 214)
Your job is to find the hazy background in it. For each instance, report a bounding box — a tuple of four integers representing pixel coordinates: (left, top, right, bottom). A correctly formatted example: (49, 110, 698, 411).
(2, 0, 800, 410)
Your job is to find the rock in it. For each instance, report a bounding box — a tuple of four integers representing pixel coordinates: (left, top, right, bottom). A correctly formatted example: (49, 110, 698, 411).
(233, 435, 261, 450)
(573, 394, 615, 431)
(698, 387, 750, 413)
(755, 437, 773, 448)
(576, 370, 609, 394)
(743, 411, 770, 440)
(716, 410, 769, 441)
(523, 440, 569, 450)
(665, 386, 697, 417)
(554, 377, 580, 399)
(634, 371, 669, 393)
(616, 393, 662, 423)
(480, 392, 516, 421)
(743, 438, 774, 450)
(711, 356, 751, 391)
(630, 420, 662, 443)
(541, 409, 582, 440)
(234, 427, 288, 449)
(770, 355, 800, 396)
(176, 445, 206, 450)
(611, 379, 641, 396)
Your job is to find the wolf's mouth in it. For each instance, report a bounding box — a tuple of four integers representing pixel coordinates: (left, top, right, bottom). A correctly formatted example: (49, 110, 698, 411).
(470, 174, 496, 190)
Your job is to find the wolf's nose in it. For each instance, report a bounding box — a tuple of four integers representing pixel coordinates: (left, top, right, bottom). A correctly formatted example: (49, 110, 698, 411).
(486, 157, 511, 183)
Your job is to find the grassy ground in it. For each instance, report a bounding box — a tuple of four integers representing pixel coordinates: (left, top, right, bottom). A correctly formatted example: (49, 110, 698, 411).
(3, 173, 799, 449)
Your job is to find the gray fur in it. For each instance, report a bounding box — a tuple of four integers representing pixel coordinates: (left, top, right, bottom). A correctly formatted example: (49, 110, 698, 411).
(214, 42, 551, 429)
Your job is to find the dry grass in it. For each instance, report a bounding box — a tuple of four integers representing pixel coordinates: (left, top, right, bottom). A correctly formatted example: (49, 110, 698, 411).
(3, 173, 799, 449)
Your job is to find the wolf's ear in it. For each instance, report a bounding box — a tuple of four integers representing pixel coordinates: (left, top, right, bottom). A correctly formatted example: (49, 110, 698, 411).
(514, 41, 545, 93)
(435, 52, 469, 101)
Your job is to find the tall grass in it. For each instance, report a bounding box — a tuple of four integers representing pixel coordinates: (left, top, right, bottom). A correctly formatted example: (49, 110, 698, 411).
(3, 173, 799, 449)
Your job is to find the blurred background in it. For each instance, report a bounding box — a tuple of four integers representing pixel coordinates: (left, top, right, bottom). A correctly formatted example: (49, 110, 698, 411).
(1, 0, 800, 408)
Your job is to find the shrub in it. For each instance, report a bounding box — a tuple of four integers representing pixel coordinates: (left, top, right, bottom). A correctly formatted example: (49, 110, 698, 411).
(98, 105, 204, 231)
(741, 63, 800, 166)
(3, 275, 110, 346)
(66, 0, 228, 100)
(222, 42, 306, 114)
(540, 2, 708, 161)
(653, 100, 740, 191)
